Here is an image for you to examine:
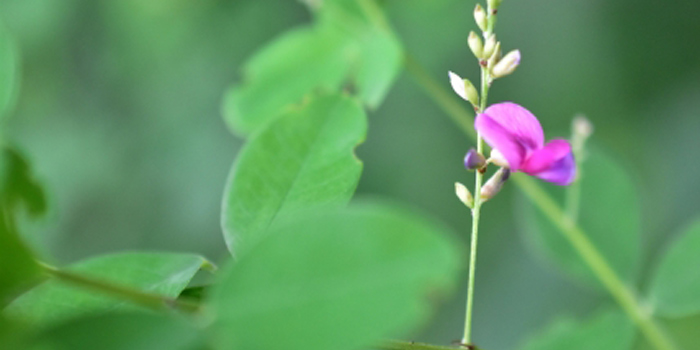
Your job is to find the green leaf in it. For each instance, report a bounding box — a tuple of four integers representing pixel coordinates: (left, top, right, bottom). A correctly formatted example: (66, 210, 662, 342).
(223, 2, 403, 136)
(520, 310, 635, 350)
(209, 201, 461, 350)
(0, 147, 47, 217)
(518, 149, 641, 288)
(5, 252, 209, 325)
(0, 211, 40, 307)
(0, 23, 19, 121)
(352, 28, 403, 108)
(318, 0, 403, 109)
(0, 146, 45, 306)
(222, 25, 352, 135)
(221, 93, 367, 256)
(0, 315, 30, 350)
(26, 313, 204, 350)
(648, 219, 700, 317)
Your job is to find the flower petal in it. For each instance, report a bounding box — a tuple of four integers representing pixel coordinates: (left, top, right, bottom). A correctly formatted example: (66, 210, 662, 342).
(482, 102, 545, 149)
(531, 152, 576, 186)
(475, 113, 527, 170)
(521, 139, 572, 174)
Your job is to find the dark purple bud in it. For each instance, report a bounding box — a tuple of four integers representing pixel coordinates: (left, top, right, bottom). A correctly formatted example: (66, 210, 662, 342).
(464, 149, 486, 171)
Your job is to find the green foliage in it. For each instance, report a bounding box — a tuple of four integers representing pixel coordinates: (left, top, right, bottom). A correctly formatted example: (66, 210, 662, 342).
(221, 93, 366, 256)
(519, 149, 641, 288)
(317, 0, 403, 108)
(0, 147, 47, 216)
(25, 313, 204, 350)
(222, 25, 352, 136)
(648, 219, 700, 317)
(5, 252, 209, 325)
(222, 0, 402, 136)
(0, 147, 45, 306)
(209, 201, 461, 350)
(0, 211, 40, 307)
(520, 310, 635, 350)
(0, 23, 19, 121)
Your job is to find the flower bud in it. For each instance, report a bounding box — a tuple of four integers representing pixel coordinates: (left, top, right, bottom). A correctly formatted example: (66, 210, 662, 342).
(480, 167, 511, 202)
(474, 4, 488, 32)
(455, 182, 474, 208)
(448, 71, 479, 107)
(482, 34, 497, 61)
(464, 149, 486, 171)
(468, 31, 484, 59)
(491, 49, 520, 78)
(572, 115, 593, 140)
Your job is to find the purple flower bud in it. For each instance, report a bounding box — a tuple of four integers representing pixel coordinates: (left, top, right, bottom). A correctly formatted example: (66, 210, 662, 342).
(464, 149, 486, 171)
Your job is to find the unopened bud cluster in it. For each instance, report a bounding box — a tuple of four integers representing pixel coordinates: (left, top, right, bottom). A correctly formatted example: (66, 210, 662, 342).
(466, 2, 520, 80)
(452, 0, 518, 210)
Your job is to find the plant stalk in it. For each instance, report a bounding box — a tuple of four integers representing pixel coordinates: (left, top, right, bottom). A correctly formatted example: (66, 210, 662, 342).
(462, 64, 491, 346)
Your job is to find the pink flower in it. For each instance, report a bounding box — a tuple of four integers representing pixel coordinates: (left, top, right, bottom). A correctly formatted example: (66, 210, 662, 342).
(475, 102, 576, 185)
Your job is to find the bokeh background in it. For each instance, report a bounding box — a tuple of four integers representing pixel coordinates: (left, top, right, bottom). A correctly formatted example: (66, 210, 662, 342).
(2, 0, 700, 349)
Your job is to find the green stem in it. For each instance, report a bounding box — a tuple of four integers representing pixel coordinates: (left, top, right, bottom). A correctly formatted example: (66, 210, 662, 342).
(38, 263, 200, 313)
(462, 63, 491, 346)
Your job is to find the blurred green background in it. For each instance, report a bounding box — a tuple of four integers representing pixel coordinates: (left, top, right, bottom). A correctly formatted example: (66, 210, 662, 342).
(2, 0, 700, 349)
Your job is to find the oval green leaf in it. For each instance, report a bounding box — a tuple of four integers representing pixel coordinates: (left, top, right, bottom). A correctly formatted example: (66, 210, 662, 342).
(649, 219, 700, 317)
(223, 3, 403, 136)
(518, 149, 641, 289)
(209, 201, 461, 350)
(318, 0, 403, 109)
(222, 25, 352, 136)
(5, 252, 209, 325)
(221, 93, 367, 256)
(520, 310, 635, 350)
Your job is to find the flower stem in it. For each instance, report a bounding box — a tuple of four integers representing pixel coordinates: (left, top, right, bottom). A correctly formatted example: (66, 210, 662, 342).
(38, 263, 200, 313)
(462, 65, 490, 346)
